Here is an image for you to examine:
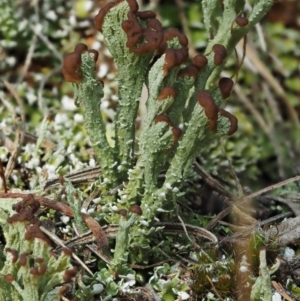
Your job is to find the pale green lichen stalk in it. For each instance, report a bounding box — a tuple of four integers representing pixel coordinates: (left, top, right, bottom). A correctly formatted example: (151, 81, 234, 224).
(73, 51, 119, 188)
(101, 2, 156, 173)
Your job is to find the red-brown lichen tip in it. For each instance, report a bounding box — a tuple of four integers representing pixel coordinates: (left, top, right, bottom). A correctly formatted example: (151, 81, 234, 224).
(62, 43, 91, 84)
(5, 248, 19, 263)
(235, 16, 249, 27)
(125, 16, 163, 54)
(196, 90, 210, 103)
(74, 43, 88, 54)
(25, 222, 51, 245)
(19, 253, 29, 266)
(94, 2, 116, 32)
(196, 90, 219, 121)
(155, 114, 173, 127)
(129, 204, 143, 215)
(164, 28, 188, 48)
(177, 65, 198, 79)
(119, 209, 127, 216)
(136, 10, 156, 20)
(8, 195, 40, 224)
(4, 274, 14, 283)
(209, 119, 218, 133)
(63, 248, 73, 256)
(163, 48, 189, 76)
(62, 55, 82, 83)
(30, 259, 47, 276)
(218, 108, 238, 135)
(59, 285, 69, 295)
(212, 44, 227, 66)
(171, 127, 182, 142)
(126, 0, 139, 13)
(88, 49, 99, 62)
(212, 44, 227, 55)
(219, 77, 234, 99)
(192, 54, 208, 70)
(63, 266, 78, 282)
(157, 87, 177, 100)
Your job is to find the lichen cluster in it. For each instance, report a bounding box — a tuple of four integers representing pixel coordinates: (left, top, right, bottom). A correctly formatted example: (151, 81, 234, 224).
(0, 194, 76, 301)
(0, 0, 277, 299)
(61, 0, 274, 276)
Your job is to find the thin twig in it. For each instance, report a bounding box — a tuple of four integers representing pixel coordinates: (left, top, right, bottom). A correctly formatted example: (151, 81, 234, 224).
(18, 33, 38, 83)
(40, 226, 93, 276)
(243, 175, 300, 201)
(220, 139, 243, 197)
(0, 160, 8, 193)
(2, 81, 26, 179)
(239, 41, 299, 130)
(38, 65, 62, 116)
(232, 80, 270, 133)
(3, 80, 26, 143)
(193, 161, 233, 198)
(206, 275, 224, 301)
(205, 206, 232, 230)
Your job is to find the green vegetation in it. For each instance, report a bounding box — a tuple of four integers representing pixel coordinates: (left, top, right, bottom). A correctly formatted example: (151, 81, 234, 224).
(1, 0, 300, 300)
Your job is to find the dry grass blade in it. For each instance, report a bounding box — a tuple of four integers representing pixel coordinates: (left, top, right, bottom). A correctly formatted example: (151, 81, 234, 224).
(272, 281, 295, 301)
(40, 226, 94, 276)
(243, 175, 300, 201)
(0, 160, 8, 193)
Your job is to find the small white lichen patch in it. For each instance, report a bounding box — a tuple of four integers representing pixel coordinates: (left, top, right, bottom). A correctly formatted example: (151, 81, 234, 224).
(60, 215, 70, 224)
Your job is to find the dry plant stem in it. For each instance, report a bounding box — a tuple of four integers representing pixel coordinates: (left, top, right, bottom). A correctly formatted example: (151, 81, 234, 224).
(17, 0, 39, 83)
(206, 275, 224, 301)
(40, 226, 93, 276)
(262, 82, 297, 174)
(233, 35, 247, 81)
(0, 130, 14, 151)
(2, 81, 26, 179)
(43, 166, 102, 190)
(2, 81, 26, 143)
(18, 33, 37, 83)
(271, 281, 295, 301)
(233, 79, 287, 177)
(243, 174, 300, 201)
(254, 22, 267, 52)
(233, 81, 269, 132)
(205, 206, 232, 230)
(0, 160, 8, 193)
(261, 84, 286, 178)
(38, 65, 62, 116)
(4, 127, 20, 179)
(238, 40, 299, 130)
(193, 162, 233, 198)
